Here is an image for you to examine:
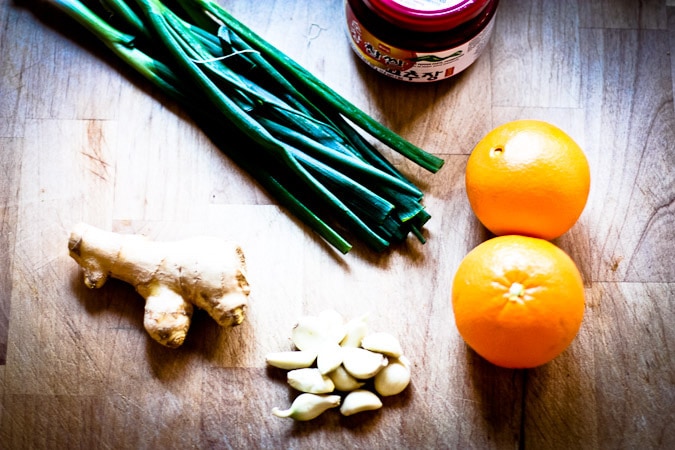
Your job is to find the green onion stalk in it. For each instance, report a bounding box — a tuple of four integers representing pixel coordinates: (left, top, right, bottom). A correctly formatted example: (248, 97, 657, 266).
(46, 0, 445, 254)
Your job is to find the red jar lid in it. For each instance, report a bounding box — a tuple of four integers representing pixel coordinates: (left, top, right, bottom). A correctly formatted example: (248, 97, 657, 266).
(362, 0, 490, 32)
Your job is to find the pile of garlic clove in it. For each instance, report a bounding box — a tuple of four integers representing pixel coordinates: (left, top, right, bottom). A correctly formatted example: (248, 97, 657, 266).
(268, 310, 412, 421)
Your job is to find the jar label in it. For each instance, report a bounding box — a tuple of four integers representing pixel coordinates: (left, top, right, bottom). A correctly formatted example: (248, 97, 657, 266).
(346, 4, 495, 82)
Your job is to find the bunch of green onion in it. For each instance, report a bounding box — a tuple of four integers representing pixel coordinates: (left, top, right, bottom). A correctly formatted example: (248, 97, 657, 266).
(47, 0, 444, 253)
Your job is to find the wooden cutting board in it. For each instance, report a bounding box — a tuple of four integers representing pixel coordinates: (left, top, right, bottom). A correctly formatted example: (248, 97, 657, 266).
(1, 0, 673, 448)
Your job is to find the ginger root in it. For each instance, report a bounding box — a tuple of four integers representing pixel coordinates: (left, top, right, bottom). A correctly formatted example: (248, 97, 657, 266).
(68, 223, 250, 348)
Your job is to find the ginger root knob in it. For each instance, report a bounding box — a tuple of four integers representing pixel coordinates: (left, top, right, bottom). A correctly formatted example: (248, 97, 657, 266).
(68, 223, 251, 348)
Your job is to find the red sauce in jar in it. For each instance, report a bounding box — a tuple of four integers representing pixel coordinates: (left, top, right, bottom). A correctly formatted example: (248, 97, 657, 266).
(345, 0, 499, 82)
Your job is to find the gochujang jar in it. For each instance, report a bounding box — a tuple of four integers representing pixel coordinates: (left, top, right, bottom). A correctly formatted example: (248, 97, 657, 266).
(345, 0, 499, 82)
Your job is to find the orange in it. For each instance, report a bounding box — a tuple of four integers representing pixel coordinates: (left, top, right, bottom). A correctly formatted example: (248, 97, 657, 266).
(451, 235, 585, 369)
(465, 120, 590, 240)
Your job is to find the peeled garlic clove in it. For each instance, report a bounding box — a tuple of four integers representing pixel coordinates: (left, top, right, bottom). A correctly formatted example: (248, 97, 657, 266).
(287, 368, 335, 394)
(265, 351, 317, 370)
(291, 316, 329, 352)
(339, 389, 383, 416)
(317, 344, 343, 375)
(340, 313, 369, 348)
(342, 347, 388, 379)
(361, 332, 403, 358)
(291, 311, 345, 352)
(272, 393, 341, 421)
(328, 365, 365, 392)
(374, 355, 411, 396)
(318, 310, 346, 342)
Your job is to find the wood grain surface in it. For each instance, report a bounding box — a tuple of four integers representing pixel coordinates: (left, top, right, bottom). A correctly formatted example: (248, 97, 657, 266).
(2, 0, 674, 448)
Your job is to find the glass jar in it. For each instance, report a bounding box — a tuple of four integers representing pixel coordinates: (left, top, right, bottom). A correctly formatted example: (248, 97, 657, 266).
(345, 0, 499, 82)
